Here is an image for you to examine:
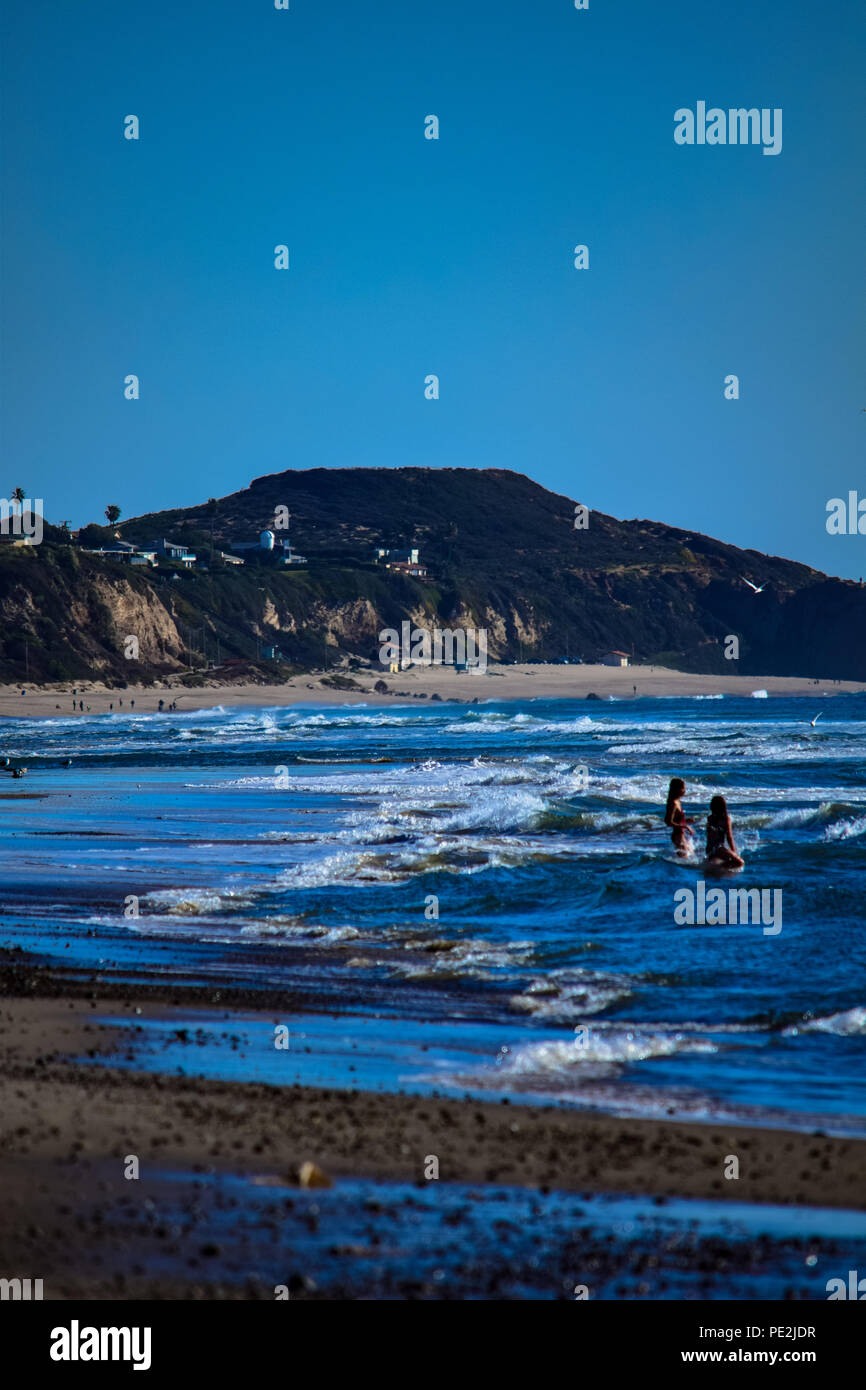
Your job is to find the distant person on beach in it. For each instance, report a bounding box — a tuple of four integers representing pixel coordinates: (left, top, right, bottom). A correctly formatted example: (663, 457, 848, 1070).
(664, 777, 693, 856)
(705, 795, 744, 869)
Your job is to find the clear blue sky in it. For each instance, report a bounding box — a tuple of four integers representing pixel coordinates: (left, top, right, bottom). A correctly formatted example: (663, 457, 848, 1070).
(2, 0, 864, 577)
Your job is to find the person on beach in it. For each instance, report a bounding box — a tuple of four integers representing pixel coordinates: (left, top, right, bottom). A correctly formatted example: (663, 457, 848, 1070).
(664, 777, 693, 856)
(705, 795, 744, 869)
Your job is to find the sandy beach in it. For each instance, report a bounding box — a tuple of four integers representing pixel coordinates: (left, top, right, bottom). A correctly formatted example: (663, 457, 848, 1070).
(0, 662, 860, 721)
(1, 966, 864, 1299)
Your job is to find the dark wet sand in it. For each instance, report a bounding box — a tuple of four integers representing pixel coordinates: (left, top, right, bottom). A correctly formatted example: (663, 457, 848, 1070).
(1, 961, 865, 1299)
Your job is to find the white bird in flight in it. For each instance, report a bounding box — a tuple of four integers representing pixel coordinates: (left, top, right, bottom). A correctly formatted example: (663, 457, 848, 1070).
(742, 578, 766, 593)
(810, 712, 823, 727)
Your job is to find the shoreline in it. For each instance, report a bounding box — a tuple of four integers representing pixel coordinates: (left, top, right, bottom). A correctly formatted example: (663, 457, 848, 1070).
(2, 681, 864, 1299)
(1, 662, 862, 721)
(3, 939, 865, 1299)
(1, 978, 864, 1210)
(1, 985, 865, 1298)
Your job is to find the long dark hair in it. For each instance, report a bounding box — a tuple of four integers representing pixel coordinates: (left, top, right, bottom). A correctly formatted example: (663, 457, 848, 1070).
(709, 794, 728, 822)
(665, 777, 686, 826)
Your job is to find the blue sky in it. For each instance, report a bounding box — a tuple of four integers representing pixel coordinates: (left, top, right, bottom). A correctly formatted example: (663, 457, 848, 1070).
(2, 0, 864, 577)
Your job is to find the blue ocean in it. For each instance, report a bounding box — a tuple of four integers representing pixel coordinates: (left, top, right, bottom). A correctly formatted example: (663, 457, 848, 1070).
(2, 694, 864, 1134)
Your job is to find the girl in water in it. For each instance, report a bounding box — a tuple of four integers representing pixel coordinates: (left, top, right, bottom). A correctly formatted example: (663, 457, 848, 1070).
(705, 794, 744, 869)
(664, 777, 693, 856)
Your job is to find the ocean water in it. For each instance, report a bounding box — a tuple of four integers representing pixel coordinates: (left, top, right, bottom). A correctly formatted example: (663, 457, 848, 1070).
(2, 694, 864, 1133)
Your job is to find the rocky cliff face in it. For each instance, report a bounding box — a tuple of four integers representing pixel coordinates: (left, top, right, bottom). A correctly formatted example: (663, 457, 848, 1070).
(1, 467, 864, 683)
(0, 550, 186, 681)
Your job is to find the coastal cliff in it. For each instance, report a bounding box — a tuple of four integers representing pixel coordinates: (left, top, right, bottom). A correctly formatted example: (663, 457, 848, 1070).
(1, 467, 863, 684)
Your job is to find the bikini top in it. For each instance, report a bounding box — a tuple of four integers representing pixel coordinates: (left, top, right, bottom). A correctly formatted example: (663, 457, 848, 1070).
(706, 817, 727, 849)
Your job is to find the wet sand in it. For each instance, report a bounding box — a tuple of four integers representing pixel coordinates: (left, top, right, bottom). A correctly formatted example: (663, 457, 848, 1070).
(1, 971, 864, 1299)
(0, 663, 860, 720)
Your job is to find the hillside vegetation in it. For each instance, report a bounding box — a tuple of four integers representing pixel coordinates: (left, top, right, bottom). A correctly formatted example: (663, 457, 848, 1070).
(1, 467, 863, 683)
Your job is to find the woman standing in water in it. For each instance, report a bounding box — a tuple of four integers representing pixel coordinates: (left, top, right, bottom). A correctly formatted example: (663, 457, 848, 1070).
(705, 794, 744, 869)
(664, 777, 693, 856)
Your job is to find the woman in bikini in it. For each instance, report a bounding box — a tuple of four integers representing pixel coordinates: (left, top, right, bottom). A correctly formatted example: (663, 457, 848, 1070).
(705, 794, 744, 869)
(664, 777, 693, 856)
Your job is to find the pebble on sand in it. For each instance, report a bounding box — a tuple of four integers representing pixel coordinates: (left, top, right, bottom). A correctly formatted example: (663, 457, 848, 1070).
(298, 1161, 333, 1189)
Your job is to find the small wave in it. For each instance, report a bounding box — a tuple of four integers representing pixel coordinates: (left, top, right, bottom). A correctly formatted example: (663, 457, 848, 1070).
(502, 1029, 718, 1070)
(783, 1007, 866, 1037)
(455, 1027, 720, 1095)
(390, 937, 535, 982)
(823, 815, 866, 842)
(239, 919, 361, 946)
(509, 968, 634, 1020)
(765, 802, 862, 832)
(143, 889, 231, 915)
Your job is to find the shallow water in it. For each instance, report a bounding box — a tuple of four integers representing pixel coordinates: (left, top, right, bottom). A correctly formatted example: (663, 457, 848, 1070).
(2, 694, 864, 1130)
(37, 1162, 866, 1300)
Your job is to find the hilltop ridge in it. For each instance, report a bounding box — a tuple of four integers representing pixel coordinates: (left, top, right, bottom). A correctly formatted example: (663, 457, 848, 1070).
(1, 467, 863, 683)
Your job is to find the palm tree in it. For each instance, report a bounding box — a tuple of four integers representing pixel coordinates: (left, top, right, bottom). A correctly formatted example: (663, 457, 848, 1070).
(11, 487, 25, 514)
(105, 504, 122, 527)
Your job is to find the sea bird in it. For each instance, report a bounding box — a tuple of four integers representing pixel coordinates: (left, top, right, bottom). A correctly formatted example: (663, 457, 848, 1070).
(742, 579, 766, 594)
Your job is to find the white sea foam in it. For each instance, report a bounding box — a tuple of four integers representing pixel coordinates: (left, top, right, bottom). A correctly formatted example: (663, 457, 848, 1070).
(509, 968, 635, 1020)
(783, 1007, 866, 1037)
(143, 889, 234, 915)
(391, 937, 535, 981)
(465, 1027, 720, 1092)
(823, 815, 866, 842)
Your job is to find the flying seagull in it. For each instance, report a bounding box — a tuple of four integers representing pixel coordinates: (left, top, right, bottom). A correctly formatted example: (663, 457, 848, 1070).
(810, 711, 823, 728)
(742, 579, 766, 593)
